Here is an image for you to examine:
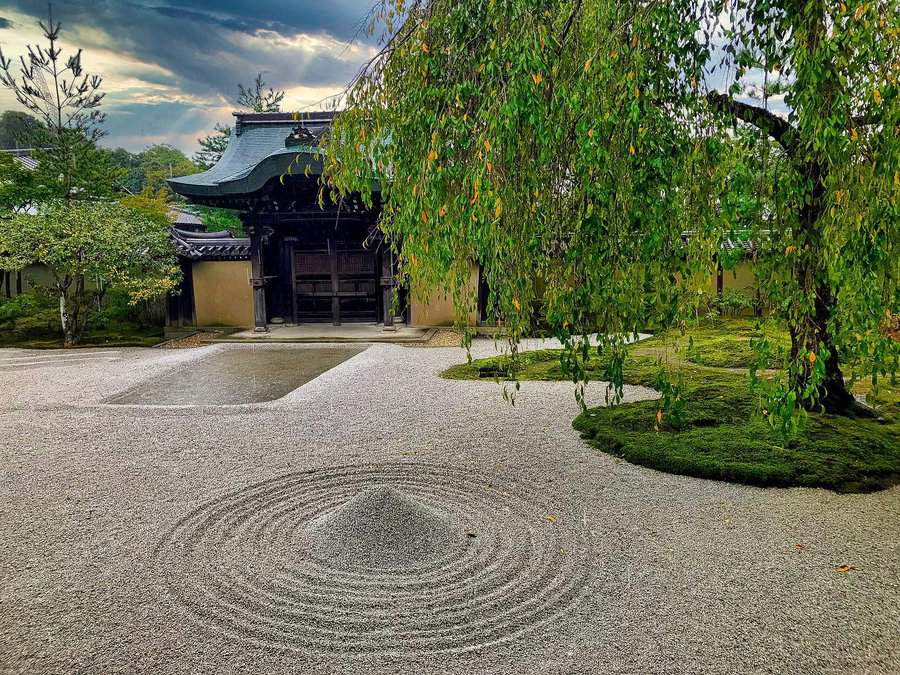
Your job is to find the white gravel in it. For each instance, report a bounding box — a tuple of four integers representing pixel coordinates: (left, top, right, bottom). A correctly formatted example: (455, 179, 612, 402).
(0, 340, 898, 674)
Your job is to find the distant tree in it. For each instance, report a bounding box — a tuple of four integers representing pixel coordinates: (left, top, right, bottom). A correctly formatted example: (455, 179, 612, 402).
(0, 9, 178, 345)
(0, 110, 43, 149)
(0, 7, 119, 201)
(104, 147, 143, 194)
(193, 205, 243, 234)
(104, 144, 200, 195)
(193, 123, 231, 169)
(0, 199, 179, 346)
(138, 144, 199, 193)
(0, 151, 37, 213)
(237, 73, 285, 113)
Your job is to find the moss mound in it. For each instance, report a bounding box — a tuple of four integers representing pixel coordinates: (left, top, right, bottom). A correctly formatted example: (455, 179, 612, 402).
(572, 365, 900, 493)
(442, 322, 899, 493)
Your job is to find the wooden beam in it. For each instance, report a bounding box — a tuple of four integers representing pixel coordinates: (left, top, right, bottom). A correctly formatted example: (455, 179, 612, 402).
(328, 239, 341, 326)
(381, 248, 395, 329)
(246, 218, 269, 332)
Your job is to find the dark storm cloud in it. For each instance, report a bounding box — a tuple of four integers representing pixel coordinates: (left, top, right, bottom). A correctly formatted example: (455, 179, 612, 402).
(146, 1, 377, 41)
(149, 5, 261, 33)
(0, 0, 377, 150)
(0, 0, 375, 96)
(105, 100, 214, 138)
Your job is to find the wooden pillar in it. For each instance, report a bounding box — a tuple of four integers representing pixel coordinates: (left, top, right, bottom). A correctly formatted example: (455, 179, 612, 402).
(278, 236, 292, 322)
(287, 239, 298, 325)
(328, 239, 341, 326)
(715, 260, 724, 297)
(247, 221, 268, 332)
(381, 248, 395, 330)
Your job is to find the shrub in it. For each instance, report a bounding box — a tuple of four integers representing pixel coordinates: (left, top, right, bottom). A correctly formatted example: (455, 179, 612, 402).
(713, 288, 754, 317)
(0, 289, 60, 340)
(0, 292, 39, 323)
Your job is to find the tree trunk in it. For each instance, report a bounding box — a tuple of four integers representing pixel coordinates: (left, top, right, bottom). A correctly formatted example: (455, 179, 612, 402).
(57, 275, 83, 348)
(58, 290, 76, 348)
(788, 283, 858, 415)
(788, 163, 862, 416)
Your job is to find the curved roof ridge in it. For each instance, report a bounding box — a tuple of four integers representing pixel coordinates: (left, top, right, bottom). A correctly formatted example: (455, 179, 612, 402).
(168, 111, 335, 200)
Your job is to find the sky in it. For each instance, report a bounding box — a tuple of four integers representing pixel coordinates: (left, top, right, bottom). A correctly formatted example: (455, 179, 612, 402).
(0, 1, 379, 155)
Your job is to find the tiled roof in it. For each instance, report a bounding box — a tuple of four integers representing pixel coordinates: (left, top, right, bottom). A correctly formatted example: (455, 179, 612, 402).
(168, 207, 203, 229)
(168, 111, 337, 199)
(681, 230, 761, 256)
(13, 154, 38, 170)
(170, 227, 251, 261)
(720, 237, 755, 254)
(2, 149, 39, 170)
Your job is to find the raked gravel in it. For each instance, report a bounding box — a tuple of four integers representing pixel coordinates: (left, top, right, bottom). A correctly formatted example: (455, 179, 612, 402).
(0, 340, 898, 674)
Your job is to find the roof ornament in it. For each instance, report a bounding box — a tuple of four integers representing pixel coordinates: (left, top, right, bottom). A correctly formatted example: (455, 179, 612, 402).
(285, 125, 317, 148)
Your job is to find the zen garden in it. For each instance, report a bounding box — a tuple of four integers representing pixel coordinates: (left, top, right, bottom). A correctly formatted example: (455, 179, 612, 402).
(0, 1, 897, 673)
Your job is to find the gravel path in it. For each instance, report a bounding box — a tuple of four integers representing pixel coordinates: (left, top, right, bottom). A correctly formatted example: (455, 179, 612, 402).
(0, 341, 898, 674)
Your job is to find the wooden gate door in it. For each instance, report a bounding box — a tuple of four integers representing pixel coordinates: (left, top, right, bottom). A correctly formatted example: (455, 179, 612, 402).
(294, 240, 377, 324)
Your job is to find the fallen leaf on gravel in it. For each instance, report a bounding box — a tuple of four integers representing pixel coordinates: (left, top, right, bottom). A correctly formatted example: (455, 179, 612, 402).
(794, 544, 806, 551)
(835, 564, 857, 573)
(545, 514, 557, 524)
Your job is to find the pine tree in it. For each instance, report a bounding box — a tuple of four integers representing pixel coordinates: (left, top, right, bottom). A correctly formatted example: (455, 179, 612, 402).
(0, 5, 118, 202)
(237, 73, 285, 113)
(0, 7, 177, 346)
(193, 123, 231, 169)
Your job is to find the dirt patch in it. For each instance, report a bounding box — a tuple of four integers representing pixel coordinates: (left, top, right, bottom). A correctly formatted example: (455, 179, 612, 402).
(407, 328, 464, 348)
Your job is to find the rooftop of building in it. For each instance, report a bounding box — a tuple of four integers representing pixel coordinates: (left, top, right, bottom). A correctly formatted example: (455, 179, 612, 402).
(170, 226, 251, 261)
(167, 111, 339, 201)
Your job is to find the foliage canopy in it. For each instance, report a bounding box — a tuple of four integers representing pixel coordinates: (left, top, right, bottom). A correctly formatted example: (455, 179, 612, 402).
(323, 0, 899, 419)
(0, 10, 179, 346)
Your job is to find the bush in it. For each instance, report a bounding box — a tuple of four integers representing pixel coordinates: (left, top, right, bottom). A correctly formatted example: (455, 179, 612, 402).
(713, 288, 755, 317)
(0, 286, 164, 347)
(94, 288, 161, 329)
(0, 290, 60, 341)
(0, 292, 39, 323)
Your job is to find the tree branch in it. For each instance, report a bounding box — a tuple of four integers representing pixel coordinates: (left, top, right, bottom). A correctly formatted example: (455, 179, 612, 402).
(559, 0, 583, 46)
(707, 91, 799, 158)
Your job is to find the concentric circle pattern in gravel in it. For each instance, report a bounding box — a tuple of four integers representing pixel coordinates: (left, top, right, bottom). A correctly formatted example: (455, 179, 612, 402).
(154, 463, 591, 655)
(1, 340, 898, 674)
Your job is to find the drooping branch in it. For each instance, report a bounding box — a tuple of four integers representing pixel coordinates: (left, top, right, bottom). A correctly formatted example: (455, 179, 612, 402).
(558, 0, 583, 46)
(707, 91, 799, 159)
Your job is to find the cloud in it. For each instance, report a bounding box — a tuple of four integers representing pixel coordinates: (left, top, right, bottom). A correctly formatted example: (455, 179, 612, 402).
(0, 1, 377, 152)
(0, 17, 11, 29)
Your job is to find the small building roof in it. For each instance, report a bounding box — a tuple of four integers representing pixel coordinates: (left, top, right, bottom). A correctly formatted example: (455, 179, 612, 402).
(170, 227, 250, 261)
(168, 207, 203, 230)
(13, 154, 38, 171)
(168, 111, 336, 200)
(681, 230, 761, 258)
(2, 149, 39, 170)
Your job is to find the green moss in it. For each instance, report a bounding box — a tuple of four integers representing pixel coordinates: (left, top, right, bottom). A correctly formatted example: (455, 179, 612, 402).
(442, 321, 900, 493)
(572, 381, 899, 493)
(637, 318, 791, 369)
(0, 292, 164, 348)
(0, 328, 165, 349)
